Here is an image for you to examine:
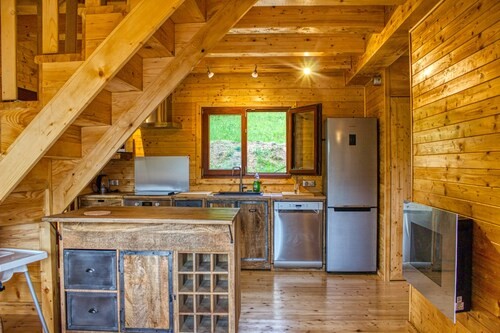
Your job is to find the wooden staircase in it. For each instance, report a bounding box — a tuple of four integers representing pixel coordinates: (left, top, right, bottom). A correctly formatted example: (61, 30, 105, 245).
(0, 2, 257, 330)
(0, 0, 258, 213)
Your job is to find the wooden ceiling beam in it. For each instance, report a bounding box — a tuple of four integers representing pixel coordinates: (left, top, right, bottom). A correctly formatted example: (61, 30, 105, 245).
(195, 55, 352, 73)
(231, 6, 385, 35)
(254, 0, 405, 5)
(210, 34, 365, 57)
(0, 0, 186, 203)
(53, 0, 259, 211)
(345, 0, 441, 85)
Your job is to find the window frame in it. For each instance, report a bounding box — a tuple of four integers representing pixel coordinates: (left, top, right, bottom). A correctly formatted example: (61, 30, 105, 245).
(287, 104, 322, 175)
(201, 106, 288, 178)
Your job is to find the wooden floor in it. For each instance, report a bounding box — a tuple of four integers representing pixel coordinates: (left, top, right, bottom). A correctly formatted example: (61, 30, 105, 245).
(238, 270, 410, 333)
(1, 271, 410, 333)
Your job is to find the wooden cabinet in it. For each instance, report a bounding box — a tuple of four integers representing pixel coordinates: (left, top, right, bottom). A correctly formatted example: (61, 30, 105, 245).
(49, 206, 240, 333)
(120, 251, 173, 331)
(206, 199, 270, 270)
(62, 249, 173, 332)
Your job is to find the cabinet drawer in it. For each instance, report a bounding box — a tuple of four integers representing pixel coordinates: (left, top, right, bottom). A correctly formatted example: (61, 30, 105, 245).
(79, 198, 123, 207)
(66, 292, 118, 331)
(64, 250, 117, 290)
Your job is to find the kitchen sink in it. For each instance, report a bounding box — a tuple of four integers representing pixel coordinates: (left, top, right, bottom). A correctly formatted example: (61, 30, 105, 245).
(214, 191, 263, 196)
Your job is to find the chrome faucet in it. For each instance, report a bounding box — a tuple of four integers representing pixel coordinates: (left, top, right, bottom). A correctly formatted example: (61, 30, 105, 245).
(232, 166, 244, 192)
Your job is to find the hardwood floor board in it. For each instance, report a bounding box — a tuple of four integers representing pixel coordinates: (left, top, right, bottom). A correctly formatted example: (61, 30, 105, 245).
(2, 271, 409, 333)
(0, 315, 40, 333)
(239, 270, 410, 333)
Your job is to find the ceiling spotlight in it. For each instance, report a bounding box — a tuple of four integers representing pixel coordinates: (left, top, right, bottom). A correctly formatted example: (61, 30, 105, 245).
(251, 65, 258, 78)
(207, 66, 214, 79)
(303, 67, 312, 75)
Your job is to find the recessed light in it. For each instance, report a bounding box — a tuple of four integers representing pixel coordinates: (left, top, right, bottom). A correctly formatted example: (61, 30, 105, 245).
(303, 67, 311, 75)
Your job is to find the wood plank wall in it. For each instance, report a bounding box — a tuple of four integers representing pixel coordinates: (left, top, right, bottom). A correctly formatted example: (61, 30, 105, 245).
(365, 56, 411, 281)
(365, 70, 389, 280)
(100, 72, 366, 194)
(409, 0, 500, 331)
(0, 159, 50, 316)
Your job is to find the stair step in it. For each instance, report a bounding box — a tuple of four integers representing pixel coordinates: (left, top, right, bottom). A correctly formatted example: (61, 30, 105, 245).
(0, 103, 82, 159)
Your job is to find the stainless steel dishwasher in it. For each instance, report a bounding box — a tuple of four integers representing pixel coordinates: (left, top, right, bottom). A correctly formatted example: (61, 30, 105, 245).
(273, 201, 323, 268)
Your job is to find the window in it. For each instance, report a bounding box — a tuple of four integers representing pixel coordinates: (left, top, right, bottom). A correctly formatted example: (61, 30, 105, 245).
(202, 107, 287, 177)
(201, 105, 321, 178)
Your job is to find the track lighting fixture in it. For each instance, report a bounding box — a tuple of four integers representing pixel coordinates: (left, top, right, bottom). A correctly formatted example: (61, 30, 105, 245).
(207, 66, 214, 79)
(251, 65, 258, 78)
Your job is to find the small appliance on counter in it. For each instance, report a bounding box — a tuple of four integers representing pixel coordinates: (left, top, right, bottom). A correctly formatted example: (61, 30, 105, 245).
(92, 174, 110, 194)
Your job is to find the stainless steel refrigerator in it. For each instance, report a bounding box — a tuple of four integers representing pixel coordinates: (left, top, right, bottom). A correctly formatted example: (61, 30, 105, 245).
(325, 118, 378, 272)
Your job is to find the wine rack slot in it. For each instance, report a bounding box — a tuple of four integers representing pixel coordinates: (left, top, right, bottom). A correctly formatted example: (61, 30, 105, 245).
(177, 252, 230, 333)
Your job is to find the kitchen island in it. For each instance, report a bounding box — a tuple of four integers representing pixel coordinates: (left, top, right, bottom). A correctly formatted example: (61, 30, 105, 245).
(43, 206, 241, 333)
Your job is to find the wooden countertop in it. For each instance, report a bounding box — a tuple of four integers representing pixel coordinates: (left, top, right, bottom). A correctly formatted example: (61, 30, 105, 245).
(43, 206, 240, 225)
(80, 191, 326, 200)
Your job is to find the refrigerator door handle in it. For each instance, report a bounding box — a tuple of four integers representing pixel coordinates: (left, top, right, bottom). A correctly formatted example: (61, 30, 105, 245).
(333, 207, 373, 212)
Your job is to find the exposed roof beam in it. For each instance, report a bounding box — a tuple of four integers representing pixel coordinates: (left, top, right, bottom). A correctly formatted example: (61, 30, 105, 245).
(345, 0, 441, 85)
(53, 0, 259, 211)
(231, 6, 385, 34)
(195, 55, 351, 73)
(210, 34, 365, 57)
(254, 0, 405, 6)
(0, 0, 186, 203)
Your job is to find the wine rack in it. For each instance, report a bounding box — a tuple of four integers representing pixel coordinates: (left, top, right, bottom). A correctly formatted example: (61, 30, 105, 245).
(177, 253, 230, 333)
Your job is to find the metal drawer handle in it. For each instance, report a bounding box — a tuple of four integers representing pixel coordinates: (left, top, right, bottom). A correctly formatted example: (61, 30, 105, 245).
(248, 208, 257, 213)
(88, 308, 98, 314)
(85, 268, 95, 273)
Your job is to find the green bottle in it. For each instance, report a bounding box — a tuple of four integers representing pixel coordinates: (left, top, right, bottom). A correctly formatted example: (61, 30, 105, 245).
(253, 173, 261, 192)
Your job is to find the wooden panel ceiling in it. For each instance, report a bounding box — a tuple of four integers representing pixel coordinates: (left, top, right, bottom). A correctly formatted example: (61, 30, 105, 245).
(18, 0, 420, 78)
(196, 0, 397, 75)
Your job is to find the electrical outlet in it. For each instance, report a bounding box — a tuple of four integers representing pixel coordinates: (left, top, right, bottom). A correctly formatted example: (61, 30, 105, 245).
(109, 179, 119, 186)
(302, 180, 316, 187)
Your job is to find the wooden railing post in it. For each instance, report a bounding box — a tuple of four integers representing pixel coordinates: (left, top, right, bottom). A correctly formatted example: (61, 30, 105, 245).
(1, 0, 18, 101)
(38, 0, 59, 54)
(65, 0, 79, 53)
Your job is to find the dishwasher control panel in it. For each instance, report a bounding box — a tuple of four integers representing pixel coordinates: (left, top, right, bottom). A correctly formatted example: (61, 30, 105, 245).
(274, 201, 323, 210)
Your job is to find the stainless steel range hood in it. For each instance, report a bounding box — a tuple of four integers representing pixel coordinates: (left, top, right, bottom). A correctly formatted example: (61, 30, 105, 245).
(142, 94, 181, 129)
